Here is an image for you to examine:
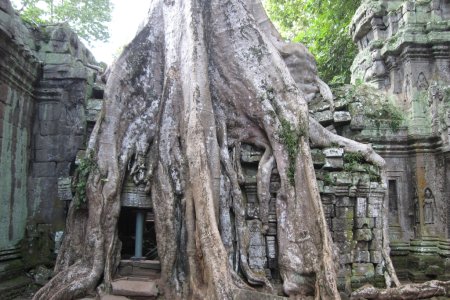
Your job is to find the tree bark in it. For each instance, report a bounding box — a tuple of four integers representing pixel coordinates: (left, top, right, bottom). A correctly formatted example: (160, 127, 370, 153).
(33, 0, 391, 299)
(351, 280, 450, 300)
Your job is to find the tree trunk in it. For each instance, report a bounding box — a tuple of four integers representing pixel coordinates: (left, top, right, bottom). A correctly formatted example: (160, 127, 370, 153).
(33, 0, 388, 299)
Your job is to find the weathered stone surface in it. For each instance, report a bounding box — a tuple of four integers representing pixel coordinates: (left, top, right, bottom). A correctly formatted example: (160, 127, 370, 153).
(335, 197, 354, 207)
(57, 177, 73, 201)
(355, 218, 375, 229)
(0, 0, 104, 282)
(247, 220, 267, 270)
(355, 229, 373, 241)
(333, 111, 352, 124)
(311, 148, 325, 167)
(370, 251, 383, 264)
(323, 157, 344, 170)
(354, 251, 370, 263)
(111, 279, 158, 297)
(335, 206, 354, 219)
(233, 288, 287, 300)
(333, 231, 354, 243)
(32, 265, 53, 286)
(332, 219, 354, 231)
(314, 110, 333, 124)
(355, 198, 367, 217)
(352, 263, 375, 278)
(323, 148, 344, 158)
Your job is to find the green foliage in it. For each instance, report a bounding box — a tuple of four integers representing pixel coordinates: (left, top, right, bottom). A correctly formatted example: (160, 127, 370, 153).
(12, 0, 112, 43)
(73, 152, 97, 208)
(279, 118, 304, 185)
(343, 151, 381, 182)
(364, 101, 404, 132)
(263, 0, 361, 84)
(323, 172, 334, 186)
(338, 84, 404, 132)
(343, 151, 365, 171)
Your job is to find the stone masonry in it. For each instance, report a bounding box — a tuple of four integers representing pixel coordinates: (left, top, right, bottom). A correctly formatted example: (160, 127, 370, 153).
(349, 0, 450, 283)
(0, 0, 104, 296)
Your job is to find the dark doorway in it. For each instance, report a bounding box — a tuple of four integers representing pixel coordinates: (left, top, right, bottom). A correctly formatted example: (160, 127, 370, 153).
(118, 207, 158, 260)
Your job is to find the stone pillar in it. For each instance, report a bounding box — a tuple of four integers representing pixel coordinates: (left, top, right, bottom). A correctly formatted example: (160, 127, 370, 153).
(390, 241, 410, 280)
(432, 45, 450, 83)
(133, 211, 145, 260)
(439, 239, 450, 280)
(408, 237, 442, 282)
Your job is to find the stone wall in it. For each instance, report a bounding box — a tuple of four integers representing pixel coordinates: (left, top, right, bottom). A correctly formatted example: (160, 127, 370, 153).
(344, 0, 450, 282)
(0, 0, 40, 280)
(309, 88, 391, 291)
(0, 0, 104, 287)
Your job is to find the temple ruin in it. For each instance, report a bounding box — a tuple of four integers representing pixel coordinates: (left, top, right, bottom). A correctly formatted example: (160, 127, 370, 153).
(1, 0, 450, 298)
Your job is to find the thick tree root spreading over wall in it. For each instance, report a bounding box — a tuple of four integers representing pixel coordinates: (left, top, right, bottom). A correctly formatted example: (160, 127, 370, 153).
(351, 280, 450, 299)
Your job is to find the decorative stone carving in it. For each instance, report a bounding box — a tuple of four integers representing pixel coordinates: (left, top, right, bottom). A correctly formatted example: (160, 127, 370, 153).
(57, 177, 73, 201)
(424, 188, 435, 225)
(247, 220, 267, 270)
(130, 153, 148, 186)
(417, 72, 429, 91)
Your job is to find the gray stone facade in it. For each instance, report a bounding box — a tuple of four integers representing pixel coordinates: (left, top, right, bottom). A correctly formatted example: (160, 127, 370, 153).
(0, 0, 104, 292)
(348, 0, 450, 282)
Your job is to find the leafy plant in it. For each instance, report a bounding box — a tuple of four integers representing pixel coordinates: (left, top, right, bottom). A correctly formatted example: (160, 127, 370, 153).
(73, 152, 97, 208)
(279, 118, 303, 184)
(263, 0, 361, 84)
(343, 151, 365, 171)
(12, 0, 112, 43)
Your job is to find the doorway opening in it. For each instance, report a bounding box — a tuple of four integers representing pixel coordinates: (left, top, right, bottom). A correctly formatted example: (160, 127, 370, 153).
(118, 207, 158, 260)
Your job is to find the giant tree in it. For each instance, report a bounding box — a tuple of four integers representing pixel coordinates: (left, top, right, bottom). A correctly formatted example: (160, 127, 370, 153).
(33, 0, 389, 299)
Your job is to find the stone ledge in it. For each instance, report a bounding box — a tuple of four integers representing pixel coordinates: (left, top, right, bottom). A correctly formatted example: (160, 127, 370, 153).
(111, 279, 158, 298)
(233, 288, 287, 300)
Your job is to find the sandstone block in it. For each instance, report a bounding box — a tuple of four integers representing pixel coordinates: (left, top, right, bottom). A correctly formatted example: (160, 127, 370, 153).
(333, 230, 354, 243)
(314, 110, 333, 125)
(33, 162, 56, 177)
(323, 147, 344, 157)
(355, 218, 375, 229)
(354, 250, 370, 263)
(333, 111, 352, 124)
(335, 206, 354, 219)
(352, 263, 375, 278)
(355, 229, 373, 241)
(370, 250, 383, 263)
(111, 279, 158, 297)
(323, 157, 344, 170)
(335, 197, 354, 207)
(332, 218, 354, 231)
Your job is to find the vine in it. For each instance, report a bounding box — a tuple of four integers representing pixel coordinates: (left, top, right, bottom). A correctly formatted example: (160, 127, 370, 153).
(72, 152, 98, 209)
(279, 118, 303, 184)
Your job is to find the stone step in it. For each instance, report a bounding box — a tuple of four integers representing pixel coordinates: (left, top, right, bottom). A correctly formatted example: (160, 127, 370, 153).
(0, 275, 31, 300)
(111, 278, 158, 299)
(233, 288, 288, 300)
(117, 260, 161, 278)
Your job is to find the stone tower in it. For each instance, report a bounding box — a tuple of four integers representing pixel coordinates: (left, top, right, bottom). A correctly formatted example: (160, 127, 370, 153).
(350, 0, 450, 282)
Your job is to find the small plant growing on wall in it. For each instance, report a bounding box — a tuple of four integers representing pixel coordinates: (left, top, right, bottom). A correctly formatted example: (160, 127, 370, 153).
(72, 151, 97, 209)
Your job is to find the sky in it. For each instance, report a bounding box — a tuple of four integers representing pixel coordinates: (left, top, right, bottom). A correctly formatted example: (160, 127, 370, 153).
(90, 0, 152, 65)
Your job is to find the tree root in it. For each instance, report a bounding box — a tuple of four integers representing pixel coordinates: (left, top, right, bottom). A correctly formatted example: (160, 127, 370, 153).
(351, 280, 450, 300)
(309, 117, 385, 167)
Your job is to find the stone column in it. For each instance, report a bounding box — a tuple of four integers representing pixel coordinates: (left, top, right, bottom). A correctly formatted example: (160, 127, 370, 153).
(133, 210, 145, 260)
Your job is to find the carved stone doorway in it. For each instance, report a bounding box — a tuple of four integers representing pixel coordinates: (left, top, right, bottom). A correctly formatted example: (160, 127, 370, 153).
(118, 208, 158, 260)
